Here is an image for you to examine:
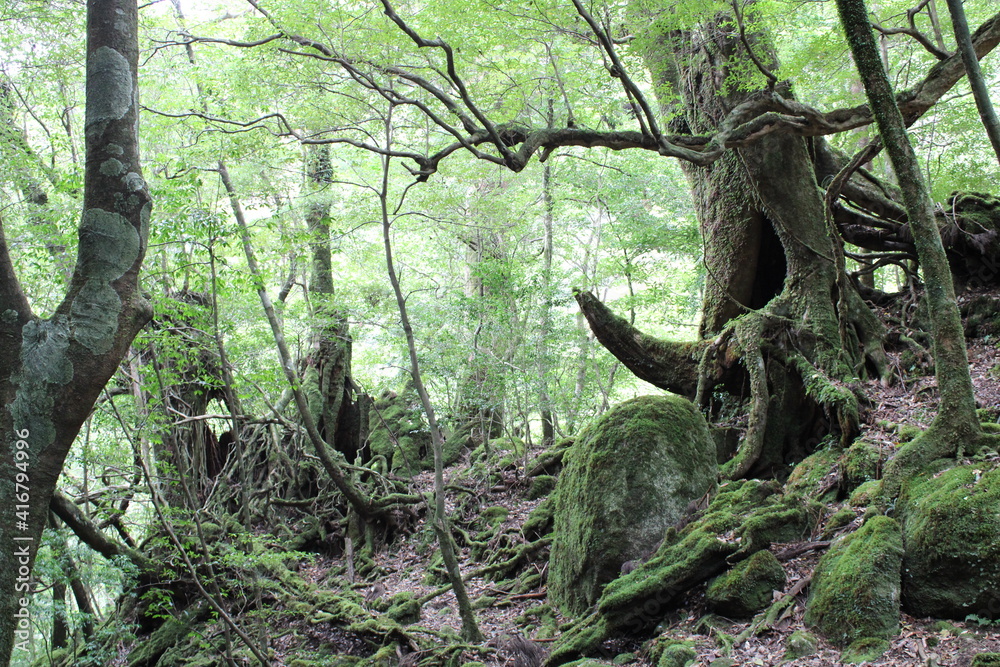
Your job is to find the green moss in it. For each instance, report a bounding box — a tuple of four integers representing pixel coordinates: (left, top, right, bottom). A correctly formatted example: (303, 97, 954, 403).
(977, 407, 1000, 422)
(898, 463, 1000, 619)
(522, 496, 555, 540)
(549, 395, 718, 615)
(599, 481, 814, 629)
(366, 387, 433, 475)
(528, 474, 557, 499)
(804, 516, 903, 646)
(785, 445, 839, 500)
(823, 506, 857, 537)
(981, 422, 1000, 434)
(897, 424, 922, 443)
(848, 479, 880, 508)
(783, 630, 818, 660)
(706, 549, 786, 617)
(971, 654, 1000, 667)
(481, 505, 509, 526)
(841, 440, 881, 489)
(128, 612, 197, 667)
(385, 591, 421, 624)
(656, 642, 697, 667)
(841, 637, 890, 663)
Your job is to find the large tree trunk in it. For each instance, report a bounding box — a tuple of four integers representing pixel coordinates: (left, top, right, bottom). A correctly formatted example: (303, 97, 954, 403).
(302, 142, 367, 462)
(622, 5, 886, 476)
(0, 1, 151, 663)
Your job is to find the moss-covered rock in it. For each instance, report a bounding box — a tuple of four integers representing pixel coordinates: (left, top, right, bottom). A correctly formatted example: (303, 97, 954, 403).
(385, 591, 421, 625)
(898, 462, 1000, 619)
(648, 637, 697, 667)
(549, 395, 718, 615)
(128, 605, 205, 667)
(848, 479, 880, 508)
(783, 630, 818, 660)
(528, 474, 557, 500)
(547, 480, 818, 664)
(658, 644, 696, 667)
(705, 549, 786, 617)
(523, 496, 555, 540)
(840, 440, 881, 490)
(804, 515, 903, 646)
(972, 654, 1000, 667)
(366, 387, 433, 475)
(785, 445, 839, 500)
(841, 637, 890, 663)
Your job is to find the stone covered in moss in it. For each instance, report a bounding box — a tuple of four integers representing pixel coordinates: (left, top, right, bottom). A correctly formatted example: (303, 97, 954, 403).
(528, 474, 557, 500)
(840, 440, 881, 489)
(648, 637, 697, 667)
(805, 515, 903, 646)
(841, 637, 890, 664)
(385, 591, 421, 624)
(366, 387, 433, 475)
(547, 480, 818, 664)
(658, 644, 696, 667)
(549, 395, 718, 615)
(785, 446, 839, 499)
(705, 549, 786, 617)
(972, 654, 1000, 667)
(899, 462, 1000, 619)
(848, 479, 880, 508)
(783, 630, 818, 660)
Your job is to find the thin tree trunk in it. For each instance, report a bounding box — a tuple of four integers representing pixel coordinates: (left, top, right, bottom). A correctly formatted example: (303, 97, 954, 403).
(537, 162, 555, 447)
(378, 113, 482, 643)
(218, 161, 376, 520)
(837, 0, 980, 454)
(945, 0, 1000, 164)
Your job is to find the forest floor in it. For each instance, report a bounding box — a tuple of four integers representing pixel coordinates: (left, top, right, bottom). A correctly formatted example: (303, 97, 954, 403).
(260, 296, 1000, 667)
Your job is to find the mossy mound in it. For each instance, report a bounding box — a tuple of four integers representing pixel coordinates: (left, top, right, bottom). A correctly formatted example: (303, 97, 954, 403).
(783, 630, 818, 660)
(548, 480, 818, 663)
(648, 637, 697, 667)
(848, 479, 880, 508)
(804, 515, 903, 646)
(705, 549, 786, 618)
(785, 445, 839, 499)
(898, 462, 1000, 619)
(549, 395, 718, 615)
(972, 654, 1000, 667)
(841, 637, 890, 663)
(840, 440, 881, 490)
(366, 387, 433, 475)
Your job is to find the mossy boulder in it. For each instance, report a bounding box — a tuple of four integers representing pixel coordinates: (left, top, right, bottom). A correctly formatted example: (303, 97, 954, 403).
(548, 480, 818, 664)
(785, 445, 839, 499)
(549, 395, 718, 615)
(804, 515, 903, 646)
(705, 549, 786, 617)
(972, 654, 1000, 667)
(841, 637, 890, 663)
(528, 474, 557, 500)
(840, 440, 881, 490)
(783, 630, 818, 660)
(366, 387, 433, 474)
(898, 462, 1000, 619)
(648, 637, 697, 667)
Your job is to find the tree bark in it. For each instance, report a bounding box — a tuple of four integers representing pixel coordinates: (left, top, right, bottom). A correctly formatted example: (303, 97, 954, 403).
(0, 2, 151, 663)
(837, 0, 980, 467)
(945, 0, 1000, 164)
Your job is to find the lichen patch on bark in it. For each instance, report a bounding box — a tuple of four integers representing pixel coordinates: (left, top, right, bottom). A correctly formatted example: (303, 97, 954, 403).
(70, 208, 140, 354)
(8, 317, 73, 449)
(85, 46, 132, 142)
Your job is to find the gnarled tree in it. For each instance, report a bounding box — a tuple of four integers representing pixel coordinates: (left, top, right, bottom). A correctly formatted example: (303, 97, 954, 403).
(0, 0, 151, 663)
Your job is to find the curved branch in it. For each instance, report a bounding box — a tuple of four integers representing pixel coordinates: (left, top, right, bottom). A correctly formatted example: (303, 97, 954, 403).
(574, 290, 705, 397)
